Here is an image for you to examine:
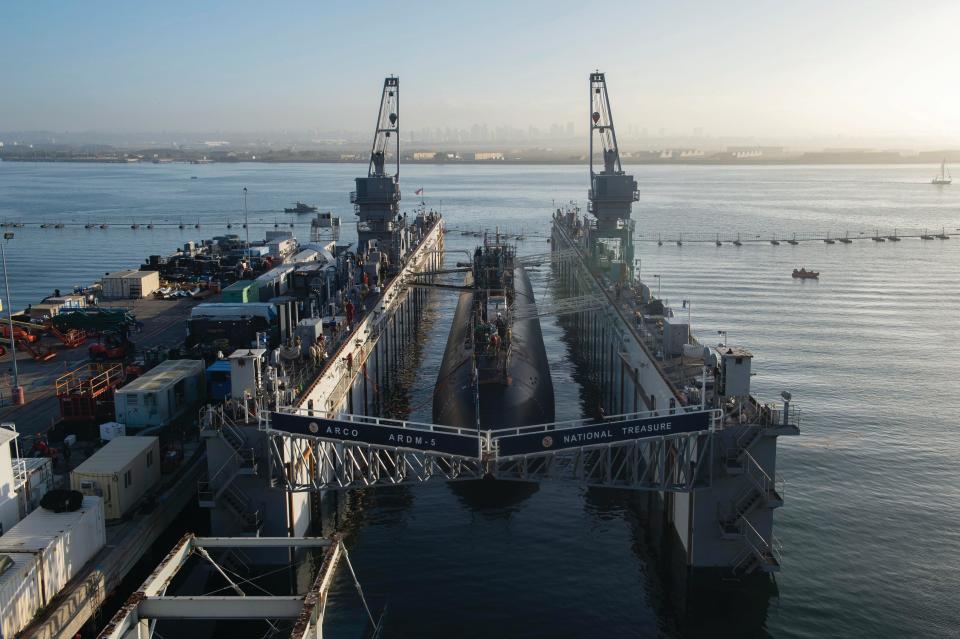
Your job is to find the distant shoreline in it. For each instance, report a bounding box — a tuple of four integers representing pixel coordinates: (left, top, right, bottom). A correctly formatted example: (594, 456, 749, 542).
(0, 156, 951, 167)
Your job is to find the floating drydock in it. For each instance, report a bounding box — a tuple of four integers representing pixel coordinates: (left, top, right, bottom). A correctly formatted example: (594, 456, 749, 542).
(262, 72, 798, 589)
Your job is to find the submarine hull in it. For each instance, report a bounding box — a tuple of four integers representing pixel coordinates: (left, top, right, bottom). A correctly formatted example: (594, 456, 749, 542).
(433, 266, 554, 430)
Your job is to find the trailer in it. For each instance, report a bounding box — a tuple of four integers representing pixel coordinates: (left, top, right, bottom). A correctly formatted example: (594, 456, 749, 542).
(70, 436, 161, 520)
(114, 359, 205, 431)
(0, 496, 106, 638)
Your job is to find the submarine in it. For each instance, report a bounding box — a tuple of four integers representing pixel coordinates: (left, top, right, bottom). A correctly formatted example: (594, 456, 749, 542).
(433, 233, 555, 431)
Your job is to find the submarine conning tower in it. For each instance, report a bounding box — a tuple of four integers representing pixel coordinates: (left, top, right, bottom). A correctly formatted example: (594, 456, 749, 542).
(352, 76, 410, 274)
(588, 71, 638, 283)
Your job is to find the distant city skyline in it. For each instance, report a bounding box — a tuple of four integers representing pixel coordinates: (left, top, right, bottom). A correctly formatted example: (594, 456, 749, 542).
(2, 1, 959, 142)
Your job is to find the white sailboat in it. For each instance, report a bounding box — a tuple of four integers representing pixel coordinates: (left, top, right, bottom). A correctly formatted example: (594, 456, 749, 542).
(932, 159, 951, 185)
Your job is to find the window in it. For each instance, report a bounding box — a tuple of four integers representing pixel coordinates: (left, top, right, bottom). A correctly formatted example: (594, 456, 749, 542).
(124, 470, 132, 488)
(146, 451, 154, 467)
(127, 394, 138, 406)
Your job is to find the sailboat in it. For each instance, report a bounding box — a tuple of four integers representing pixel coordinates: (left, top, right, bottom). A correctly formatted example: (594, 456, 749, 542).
(932, 159, 951, 185)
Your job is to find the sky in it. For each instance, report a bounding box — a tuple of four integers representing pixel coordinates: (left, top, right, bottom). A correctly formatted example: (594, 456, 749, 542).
(2, 0, 959, 142)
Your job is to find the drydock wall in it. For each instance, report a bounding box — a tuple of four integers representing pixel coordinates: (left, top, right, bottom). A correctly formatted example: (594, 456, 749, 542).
(551, 219, 789, 578)
(202, 219, 444, 543)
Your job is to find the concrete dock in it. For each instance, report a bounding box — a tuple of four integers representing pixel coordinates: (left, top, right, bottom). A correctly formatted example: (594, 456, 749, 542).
(0, 296, 209, 436)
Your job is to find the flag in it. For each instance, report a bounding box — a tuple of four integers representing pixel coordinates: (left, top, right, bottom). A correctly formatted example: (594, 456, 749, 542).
(415, 188, 423, 195)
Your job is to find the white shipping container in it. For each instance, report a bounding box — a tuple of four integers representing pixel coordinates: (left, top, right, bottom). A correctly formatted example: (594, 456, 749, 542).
(0, 496, 106, 608)
(100, 270, 160, 299)
(70, 437, 161, 520)
(0, 552, 43, 639)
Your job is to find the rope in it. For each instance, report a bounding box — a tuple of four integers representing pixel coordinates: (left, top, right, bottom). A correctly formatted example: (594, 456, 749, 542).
(341, 545, 379, 632)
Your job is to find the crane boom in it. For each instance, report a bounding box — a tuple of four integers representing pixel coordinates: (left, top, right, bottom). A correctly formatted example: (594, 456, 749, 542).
(368, 76, 399, 178)
(589, 71, 622, 176)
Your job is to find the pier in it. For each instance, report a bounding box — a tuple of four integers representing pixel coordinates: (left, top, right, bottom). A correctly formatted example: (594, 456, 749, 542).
(640, 228, 957, 244)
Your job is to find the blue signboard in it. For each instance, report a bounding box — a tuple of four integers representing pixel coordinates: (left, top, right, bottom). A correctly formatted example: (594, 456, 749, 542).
(270, 412, 481, 458)
(494, 411, 712, 457)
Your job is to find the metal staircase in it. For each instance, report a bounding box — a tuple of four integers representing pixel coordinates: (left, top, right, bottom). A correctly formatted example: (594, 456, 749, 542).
(719, 443, 784, 575)
(198, 406, 263, 534)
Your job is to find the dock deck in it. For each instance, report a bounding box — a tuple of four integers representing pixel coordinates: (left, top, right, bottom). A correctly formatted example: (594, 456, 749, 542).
(0, 296, 210, 436)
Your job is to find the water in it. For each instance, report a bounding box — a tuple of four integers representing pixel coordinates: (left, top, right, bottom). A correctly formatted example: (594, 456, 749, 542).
(2, 161, 959, 637)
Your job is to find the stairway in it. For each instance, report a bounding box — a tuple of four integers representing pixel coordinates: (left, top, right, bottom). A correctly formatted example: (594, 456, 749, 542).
(197, 406, 262, 534)
(720, 437, 784, 576)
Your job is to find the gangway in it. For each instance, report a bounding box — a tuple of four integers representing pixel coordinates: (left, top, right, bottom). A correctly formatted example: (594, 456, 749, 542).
(260, 407, 719, 492)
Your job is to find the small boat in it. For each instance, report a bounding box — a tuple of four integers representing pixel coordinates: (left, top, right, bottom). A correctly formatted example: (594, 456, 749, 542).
(770, 239, 780, 245)
(839, 231, 853, 244)
(932, 159, 951, 185)
(190, 176, 198, 180)
(147, 221, 154, 229)
(657, 234, 663, 246)
(871, 229, 885, 242)
(733, 234, 742, 246)
(676, 233, 683, 246)
(715, 234, 722, 246)
(824, 232, 835, 244)
(792, 268, 819, 279)
(54, 223, 64, 229)
(936, 227, 950, 239)
(40, 223, 50, 228)
(84, 222, 95, 229)
(99, 223, 109, 229)
(886, 228, 901, 241)
(284, 201, 318, 213)
(921, 229, 935, 240)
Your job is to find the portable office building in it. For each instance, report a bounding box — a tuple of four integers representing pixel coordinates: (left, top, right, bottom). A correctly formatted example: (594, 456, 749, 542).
(114, 359, 205, 430)
(70, 436, 161, 520)
(0, 496, 105, 636)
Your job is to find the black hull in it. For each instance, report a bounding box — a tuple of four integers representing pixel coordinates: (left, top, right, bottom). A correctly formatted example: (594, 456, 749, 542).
(433, 266, 554, 430)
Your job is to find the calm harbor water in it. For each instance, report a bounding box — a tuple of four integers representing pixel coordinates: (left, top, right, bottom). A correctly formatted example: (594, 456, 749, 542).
(2, 162, 959, 637)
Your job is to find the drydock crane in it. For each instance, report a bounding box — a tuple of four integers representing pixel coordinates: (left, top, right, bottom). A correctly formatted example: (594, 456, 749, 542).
(588, 71, 639, 282)
(351, 76, 408, 275)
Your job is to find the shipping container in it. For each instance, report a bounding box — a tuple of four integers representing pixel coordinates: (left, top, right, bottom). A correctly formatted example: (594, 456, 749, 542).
(101, 270, 161, 299)
(0, 496, 105, 620)
(205, 359, 232, 401)
(221, 279, 257, 303)
(70, 437, 161, 519)
(114, 359, 205, 430)
(0, 552, 43, 639)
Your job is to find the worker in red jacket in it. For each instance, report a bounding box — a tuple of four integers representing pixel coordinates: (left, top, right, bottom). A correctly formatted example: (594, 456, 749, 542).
(345, 299, 355, 326)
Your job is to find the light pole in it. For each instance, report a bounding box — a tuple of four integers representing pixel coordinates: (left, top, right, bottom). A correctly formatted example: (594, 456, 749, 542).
(653, 274, 662, 297)
(1, 232, 23, 405)
(243, 187, 250, 248)
(717, 330, 727, 347)
(682, 299, 692, 341)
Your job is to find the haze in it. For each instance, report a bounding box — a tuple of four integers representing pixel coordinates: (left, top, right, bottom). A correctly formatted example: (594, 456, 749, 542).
(2, 0, 959, 143)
